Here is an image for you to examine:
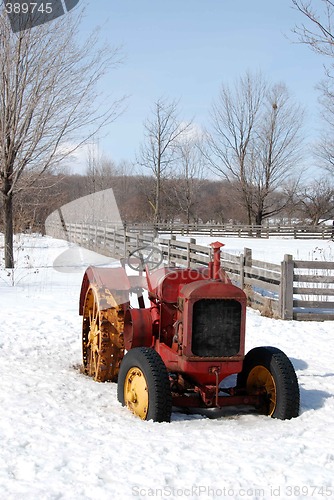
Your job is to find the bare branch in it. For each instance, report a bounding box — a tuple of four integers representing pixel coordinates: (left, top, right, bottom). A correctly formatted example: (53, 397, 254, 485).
(137, 97, 192, 224)
(205, 72, 304, 226)
(0, 6, 124, 267)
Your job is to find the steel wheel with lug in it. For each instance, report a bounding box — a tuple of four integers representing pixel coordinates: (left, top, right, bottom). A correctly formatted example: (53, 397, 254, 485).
(82, 286, 126, 382)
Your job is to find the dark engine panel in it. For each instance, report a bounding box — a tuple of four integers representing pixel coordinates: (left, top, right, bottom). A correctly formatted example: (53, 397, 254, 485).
(192, 299, 241, 357)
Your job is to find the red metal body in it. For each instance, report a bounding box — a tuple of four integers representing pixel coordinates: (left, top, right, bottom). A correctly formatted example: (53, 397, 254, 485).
(81, 242, 259, 409)
(125, 242, 250, 408)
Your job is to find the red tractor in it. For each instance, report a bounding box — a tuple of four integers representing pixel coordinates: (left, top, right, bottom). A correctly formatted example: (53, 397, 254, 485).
(79, 242, 300, 422)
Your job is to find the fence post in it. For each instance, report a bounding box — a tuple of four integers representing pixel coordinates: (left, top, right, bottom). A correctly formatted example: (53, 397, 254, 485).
(280, 254, 294, 320)
(113, 230, 117, 258)
(103, 224, 107, 249)
(244, 248, 252, 266)
(239, 254, 245, 289)
(168, 235, 176, 265)
(123, 227, 127, 258)
(241, 248, 252, 289)
(187, 238, 196, 267)
(94, 224, 98, 251)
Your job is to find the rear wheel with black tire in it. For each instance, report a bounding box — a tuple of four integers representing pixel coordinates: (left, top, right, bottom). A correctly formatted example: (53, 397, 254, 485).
(117, 347, 172, 422)
(237, 346, 300, 419)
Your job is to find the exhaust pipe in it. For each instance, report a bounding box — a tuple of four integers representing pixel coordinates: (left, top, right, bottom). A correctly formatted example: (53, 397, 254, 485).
(209, 241, 225, 280)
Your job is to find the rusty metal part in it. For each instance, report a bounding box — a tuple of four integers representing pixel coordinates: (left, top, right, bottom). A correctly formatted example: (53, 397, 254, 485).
(79, 266, 130, 316)
(171, 392, 261, 409)
(210, 366, 220, 408)
(123, 308, 153, 350)
(82, 285, 126, 382)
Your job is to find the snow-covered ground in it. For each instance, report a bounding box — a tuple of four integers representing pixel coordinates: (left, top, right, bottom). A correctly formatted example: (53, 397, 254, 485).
(1, 235, 334, 500)
(162, 234, 334, 264)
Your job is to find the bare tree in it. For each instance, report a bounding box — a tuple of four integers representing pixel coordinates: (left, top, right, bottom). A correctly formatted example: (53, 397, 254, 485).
(292, 0, 334, 175)
(85, 143, 119, 194)
(250, 83, 304, 225)
(205, 72, 266, 225)
(0, 7, 123, 268)
(138, 97, 192, 224)
(296, 177, 334, 225)
(206, 72, 304, 226)
(292, 0, 334, 58)
(173, 127, 205, 224)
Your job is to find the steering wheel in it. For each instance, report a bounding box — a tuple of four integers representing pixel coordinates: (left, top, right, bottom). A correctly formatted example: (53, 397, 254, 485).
(127, 245, 164, 272)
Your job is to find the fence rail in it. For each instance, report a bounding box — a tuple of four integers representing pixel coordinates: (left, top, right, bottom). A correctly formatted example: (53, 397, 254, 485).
(123, 222, 334, 239)
(292, 260, 334, 321)
(45, 221, 334, 321)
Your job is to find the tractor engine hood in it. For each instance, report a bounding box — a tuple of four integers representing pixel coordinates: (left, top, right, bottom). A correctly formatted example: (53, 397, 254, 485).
(179, 279, 247, 303)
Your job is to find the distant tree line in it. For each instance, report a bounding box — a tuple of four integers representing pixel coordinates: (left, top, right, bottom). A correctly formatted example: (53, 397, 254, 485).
(1, 161, 332, 235)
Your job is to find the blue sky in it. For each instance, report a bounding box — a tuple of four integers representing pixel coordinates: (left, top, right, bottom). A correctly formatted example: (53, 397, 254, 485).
(74, 0, 326, 174)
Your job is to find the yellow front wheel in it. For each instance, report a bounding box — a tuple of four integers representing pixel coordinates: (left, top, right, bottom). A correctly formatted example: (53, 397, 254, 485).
(246, 365, 277, 416)
(237, 346, 300, 419)
(124, 367, 149, 419)
(117, 347, 172, 422)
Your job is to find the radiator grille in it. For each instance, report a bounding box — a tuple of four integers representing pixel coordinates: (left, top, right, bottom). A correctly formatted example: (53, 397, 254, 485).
(192, 299, 241, 357)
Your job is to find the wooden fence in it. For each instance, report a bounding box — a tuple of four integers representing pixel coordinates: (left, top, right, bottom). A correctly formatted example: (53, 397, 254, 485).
(45, 221, 334, 321)
(124, 222, 334, 239)
(290, 258, 334, 321)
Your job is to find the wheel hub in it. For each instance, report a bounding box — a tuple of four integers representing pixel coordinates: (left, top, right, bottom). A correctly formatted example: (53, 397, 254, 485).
(246, 365, 277, 416)
(88, 320, 99, 346)
(124, 368, 148, 419)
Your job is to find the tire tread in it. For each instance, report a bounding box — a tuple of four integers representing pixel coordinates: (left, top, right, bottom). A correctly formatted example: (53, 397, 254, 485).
(117, 347, 172, 422)
(237, 346, 300, 419)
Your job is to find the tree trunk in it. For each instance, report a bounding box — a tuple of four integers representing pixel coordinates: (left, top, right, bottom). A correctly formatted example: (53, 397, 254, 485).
(3, 192, 14, 268)
(255, 210, 263, 237)
(255, 210, 263, 226)
(246, 205, 253, 234)
(154, 173, 160, 225)
(186, 185, 190, 225)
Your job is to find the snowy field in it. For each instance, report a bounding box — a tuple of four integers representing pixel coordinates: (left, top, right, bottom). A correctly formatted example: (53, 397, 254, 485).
(1, 234, 334, 500)
(162, 234, 334, 264)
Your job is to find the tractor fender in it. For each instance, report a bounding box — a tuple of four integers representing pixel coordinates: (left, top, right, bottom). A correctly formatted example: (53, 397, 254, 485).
(123, 308, 153, 350)
(79, 266, 131, 315)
